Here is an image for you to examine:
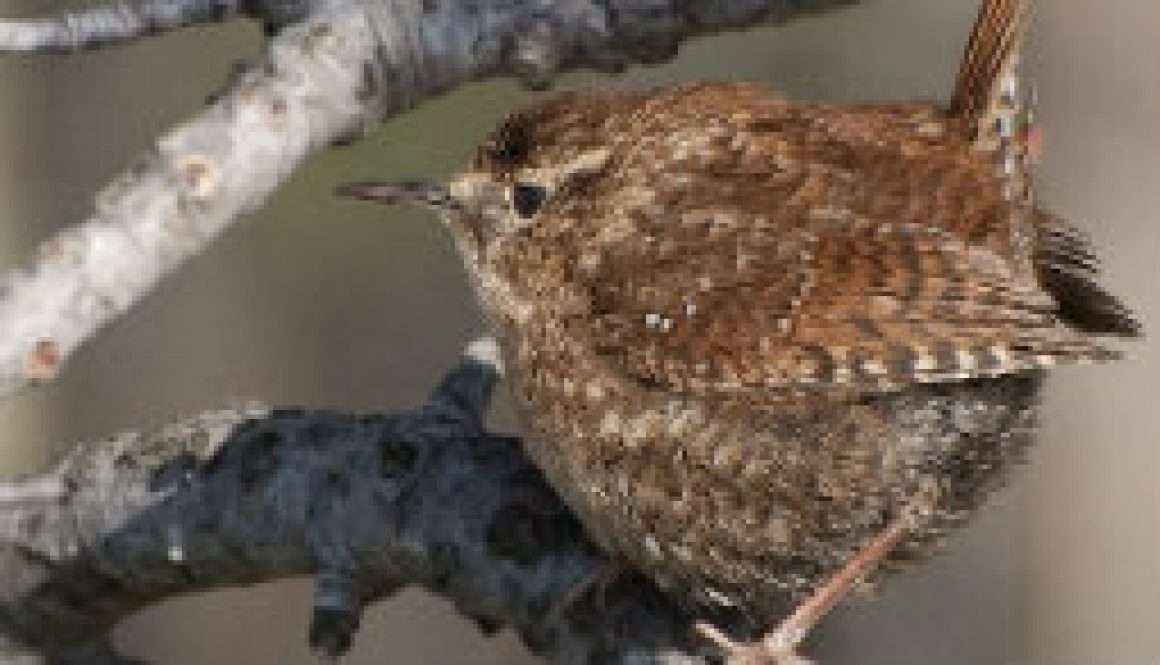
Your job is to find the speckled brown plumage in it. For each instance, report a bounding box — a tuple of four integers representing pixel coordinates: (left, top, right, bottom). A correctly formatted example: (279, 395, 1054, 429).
(339, 0, 1140, 647)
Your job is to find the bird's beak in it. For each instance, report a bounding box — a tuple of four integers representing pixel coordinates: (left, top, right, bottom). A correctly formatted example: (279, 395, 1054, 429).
(334, 179, 458, 212)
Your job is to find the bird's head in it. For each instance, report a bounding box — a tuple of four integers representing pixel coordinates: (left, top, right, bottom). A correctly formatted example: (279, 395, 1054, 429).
(335, 92, 623, 263)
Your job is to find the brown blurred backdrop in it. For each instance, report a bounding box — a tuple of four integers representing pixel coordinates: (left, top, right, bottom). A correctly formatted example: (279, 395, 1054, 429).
(0, 0, 1155, 663)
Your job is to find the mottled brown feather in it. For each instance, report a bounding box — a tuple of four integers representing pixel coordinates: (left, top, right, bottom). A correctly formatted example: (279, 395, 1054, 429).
(486, 83, 1126, 394)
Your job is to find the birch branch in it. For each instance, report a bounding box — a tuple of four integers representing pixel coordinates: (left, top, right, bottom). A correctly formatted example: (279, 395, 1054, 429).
(0, 0, 251, 53)
(0, 0, 855, 399)
(0, 340, 721, 665)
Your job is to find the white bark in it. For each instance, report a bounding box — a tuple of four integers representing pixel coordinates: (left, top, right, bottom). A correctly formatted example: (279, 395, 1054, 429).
(0, 0, 249, 53)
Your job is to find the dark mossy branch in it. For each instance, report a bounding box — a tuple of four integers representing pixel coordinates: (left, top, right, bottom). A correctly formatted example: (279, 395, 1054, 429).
(0, 342, 723, 664)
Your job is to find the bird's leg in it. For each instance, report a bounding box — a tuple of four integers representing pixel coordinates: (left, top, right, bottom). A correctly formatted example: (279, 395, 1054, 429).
(695, 515, 914, 664)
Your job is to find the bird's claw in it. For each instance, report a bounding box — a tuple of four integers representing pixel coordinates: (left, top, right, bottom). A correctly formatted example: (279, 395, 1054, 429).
(694, 621, 814, 665)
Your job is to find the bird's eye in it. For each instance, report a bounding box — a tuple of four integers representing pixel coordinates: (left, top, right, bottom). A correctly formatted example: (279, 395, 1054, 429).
(512, 182, 547, 218)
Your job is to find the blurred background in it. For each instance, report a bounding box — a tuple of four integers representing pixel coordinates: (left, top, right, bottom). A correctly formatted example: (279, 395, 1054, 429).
(0, 0, 1155, 663)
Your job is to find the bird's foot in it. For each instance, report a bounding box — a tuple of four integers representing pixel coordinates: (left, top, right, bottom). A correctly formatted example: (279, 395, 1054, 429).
(695, 514, 915, 664)
(694, 620, 814, 665)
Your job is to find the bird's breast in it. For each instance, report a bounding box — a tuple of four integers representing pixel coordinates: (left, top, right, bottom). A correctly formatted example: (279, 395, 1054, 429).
(503, 336, 1043, 619)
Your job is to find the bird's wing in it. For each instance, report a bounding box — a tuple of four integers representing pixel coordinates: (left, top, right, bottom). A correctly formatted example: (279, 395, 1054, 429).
(547, 82, 1134, 395)
(581, 208, 1119, 394)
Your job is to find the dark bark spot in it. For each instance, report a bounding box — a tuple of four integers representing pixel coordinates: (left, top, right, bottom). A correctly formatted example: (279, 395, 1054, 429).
(250, 429, 283, 452)
(308, 422, 337, 446)
(588, 645, 622, 665)
(43, 578, 90, 613)
(358, 413, 389, 427)
(58, 477, 77, 506)
(149, 452, 198, 493)
(310, 606, 358, 659)
(428, 542, 460, 591)
(203, 421, 263, 476)
(467, 435, 523, 464)
(239, 430, 282, 492)
(19, 512, 44, 538)
(466, 613, 504, 636)
(208, 1, 231, 21)
(517, 622, 552, 654)
(270, 407, 305, 420)
(636, 34, 680, 64)
(356, 61, 379, 103)
(234, 418, 262, 436)
(485, 502, 581, 568)
(240, 459, 276, 492)
(77, 565, 128, 597)
(378, 437, 417, 479)
(201, 448, 227, 476)
(194, 515, 219, 535)
(325, 469, 350, 499)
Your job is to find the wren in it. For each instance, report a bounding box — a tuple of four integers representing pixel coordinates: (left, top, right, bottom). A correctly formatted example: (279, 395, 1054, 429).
(338, 0, 1140, 660)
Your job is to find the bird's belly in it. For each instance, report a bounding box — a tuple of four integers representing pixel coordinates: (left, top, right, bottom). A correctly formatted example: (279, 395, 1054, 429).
(508, 350, 1042, 621)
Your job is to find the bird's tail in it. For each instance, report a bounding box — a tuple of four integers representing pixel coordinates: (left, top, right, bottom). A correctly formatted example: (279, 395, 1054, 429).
(949, 0, 1032, 126)
(951, 0, 1039, 277)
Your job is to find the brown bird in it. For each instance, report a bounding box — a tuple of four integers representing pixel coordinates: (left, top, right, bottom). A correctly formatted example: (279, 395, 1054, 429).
(339, 0, 1140, 661)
